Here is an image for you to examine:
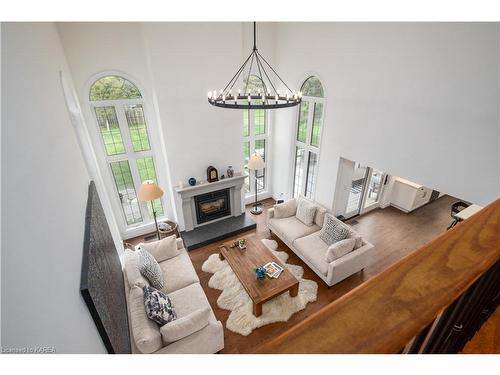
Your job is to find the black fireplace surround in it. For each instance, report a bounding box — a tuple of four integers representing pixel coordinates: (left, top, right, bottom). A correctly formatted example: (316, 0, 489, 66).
(194, 188, 231, 225)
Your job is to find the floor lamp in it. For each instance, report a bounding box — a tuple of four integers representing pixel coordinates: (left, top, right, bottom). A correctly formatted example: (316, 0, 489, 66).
(138, 181, 164, 240)
(248, 153, 265, 215)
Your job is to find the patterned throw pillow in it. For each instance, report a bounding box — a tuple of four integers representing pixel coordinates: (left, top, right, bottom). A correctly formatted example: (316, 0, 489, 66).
(138, 249, 164, 290)
(319, 214, 350, 246)
(143, 286, 177, 325)
(295, 198, 317, 226)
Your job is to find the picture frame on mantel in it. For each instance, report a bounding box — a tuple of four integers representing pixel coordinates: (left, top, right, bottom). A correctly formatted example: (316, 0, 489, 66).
(207, 166, 219, 183)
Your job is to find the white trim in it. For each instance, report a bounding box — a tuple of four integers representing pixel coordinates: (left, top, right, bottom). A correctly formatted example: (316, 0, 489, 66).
(83, 71, 168, 237)
(291, 75, 327, 200)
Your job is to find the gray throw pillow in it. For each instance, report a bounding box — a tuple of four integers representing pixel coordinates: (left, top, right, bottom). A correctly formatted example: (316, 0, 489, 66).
(143, 286, 177, 325)
(295, 198, 317, 226)
(138, 248, 164, 290)
(319, 214, 350, 246)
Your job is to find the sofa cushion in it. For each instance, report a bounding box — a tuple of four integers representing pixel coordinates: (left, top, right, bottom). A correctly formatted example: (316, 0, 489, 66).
(129, 286, 162, 354)
(269, 216, 321, 243)
(143, 285, 177, 325)
(168, 283, 217, 323)
(319, 214, 350, 246)
(325, 238, 356, 262)
(347, 227, 363, 249)
(293, 232, 329, 275)
(137, 235, 180, 263)
(124, 249, 149, 288)
(273, 198, 297, 218)
(138, 249, 165, 290)
(159, 250, 200, 293)
(314, 205, 328, 227)
(296, 198, 317, 226)
(160, 307, 210, 344)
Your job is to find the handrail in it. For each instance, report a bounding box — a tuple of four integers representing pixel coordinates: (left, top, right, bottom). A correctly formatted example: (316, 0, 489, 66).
(256, 199, 500, 353)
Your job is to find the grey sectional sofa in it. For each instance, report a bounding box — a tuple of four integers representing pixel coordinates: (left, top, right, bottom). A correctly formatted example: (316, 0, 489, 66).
(267, 198, 375, 287)
(123, 237, 224, 354)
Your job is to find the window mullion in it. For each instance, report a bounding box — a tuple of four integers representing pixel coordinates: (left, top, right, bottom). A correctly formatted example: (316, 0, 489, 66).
(116, 105, 149, 222)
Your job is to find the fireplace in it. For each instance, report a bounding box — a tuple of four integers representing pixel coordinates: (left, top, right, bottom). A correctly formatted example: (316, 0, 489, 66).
(194, 188, 231, 225)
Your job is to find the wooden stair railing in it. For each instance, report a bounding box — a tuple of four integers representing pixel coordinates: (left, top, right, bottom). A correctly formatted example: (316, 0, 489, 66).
(256, 199, 500, 354)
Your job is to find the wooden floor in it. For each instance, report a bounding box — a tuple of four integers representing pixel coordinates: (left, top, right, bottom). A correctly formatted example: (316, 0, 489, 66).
(462, 306, 500, 354)
(187, 195, 460, 353)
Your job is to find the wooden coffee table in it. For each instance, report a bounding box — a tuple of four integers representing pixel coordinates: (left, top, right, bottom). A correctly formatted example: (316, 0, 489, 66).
(218, 237, 299, 317)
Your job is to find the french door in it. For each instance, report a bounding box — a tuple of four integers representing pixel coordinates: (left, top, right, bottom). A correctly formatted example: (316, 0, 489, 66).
(344, 164, 386, 219)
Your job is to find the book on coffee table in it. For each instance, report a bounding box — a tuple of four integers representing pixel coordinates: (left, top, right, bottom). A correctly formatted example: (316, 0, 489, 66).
(263, 262, 284, 278)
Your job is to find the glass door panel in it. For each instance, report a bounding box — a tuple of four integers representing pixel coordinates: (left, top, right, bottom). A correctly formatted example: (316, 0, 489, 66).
(363, 168, 384, 209)
(345, 163, 369, 219)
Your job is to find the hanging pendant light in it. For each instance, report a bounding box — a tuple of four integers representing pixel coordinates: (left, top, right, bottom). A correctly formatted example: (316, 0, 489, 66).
(208, 22, 302, 110)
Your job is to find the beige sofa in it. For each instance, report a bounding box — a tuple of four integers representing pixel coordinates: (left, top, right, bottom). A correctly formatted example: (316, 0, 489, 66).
(123, 237, 224, 354)
(267, 198, 375, 287)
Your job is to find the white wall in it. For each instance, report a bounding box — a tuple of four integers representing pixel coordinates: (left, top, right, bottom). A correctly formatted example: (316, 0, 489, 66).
(58, 22, 278, 231)
(1, 23, 106, 353)
(272, 23, 500, 210)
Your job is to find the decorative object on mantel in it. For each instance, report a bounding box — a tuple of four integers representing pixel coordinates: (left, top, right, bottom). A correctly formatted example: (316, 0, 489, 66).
(178, 180, 184, 189)
(248, 152, 265, 215)
(188, 177, 197, 186)
(202, 239, 317, 336)
(207, 166, 219, 183)
(207, 22, 301, 111)
(227, 166, 234, 178)
(220, 174, 225, 180)
(138, 181, 164, 240)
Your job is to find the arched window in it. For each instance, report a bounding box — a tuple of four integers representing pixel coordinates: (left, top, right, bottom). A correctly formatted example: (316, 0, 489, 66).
(243, 75, 268, 195)
(293, 76, 325, 198)
(89, 75, 163, 228)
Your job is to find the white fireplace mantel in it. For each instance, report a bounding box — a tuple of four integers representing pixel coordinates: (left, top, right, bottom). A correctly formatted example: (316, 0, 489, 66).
(175, 175, 246, 231)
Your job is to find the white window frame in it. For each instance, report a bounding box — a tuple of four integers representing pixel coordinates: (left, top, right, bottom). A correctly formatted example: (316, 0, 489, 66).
(292, 94, 326, 199)
(243, 108, 270, 200)
(85, 73, 166, 237)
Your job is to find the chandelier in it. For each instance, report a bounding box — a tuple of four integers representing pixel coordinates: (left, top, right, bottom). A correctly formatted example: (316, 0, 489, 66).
(208, 22, 302, 110)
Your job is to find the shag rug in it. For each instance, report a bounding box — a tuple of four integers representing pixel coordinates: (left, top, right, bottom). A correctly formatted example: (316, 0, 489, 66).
(202, 239, 318, 336)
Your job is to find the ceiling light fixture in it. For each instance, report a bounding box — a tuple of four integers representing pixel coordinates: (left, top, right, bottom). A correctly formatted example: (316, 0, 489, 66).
(208, 22, 302, 110)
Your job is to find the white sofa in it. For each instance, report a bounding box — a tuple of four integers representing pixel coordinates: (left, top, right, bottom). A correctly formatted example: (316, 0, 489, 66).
(267, 198, 375, 287)
(123, 237, 224, 354)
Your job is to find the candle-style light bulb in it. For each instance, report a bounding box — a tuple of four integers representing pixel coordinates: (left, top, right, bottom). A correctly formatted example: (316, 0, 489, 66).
(248, 94, 251, 103)
(275, 94, 278, 103)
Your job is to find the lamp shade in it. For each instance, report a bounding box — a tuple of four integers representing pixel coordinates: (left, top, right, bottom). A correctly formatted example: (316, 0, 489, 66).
(248, 153, 265, 170)
(138, 181, 164, 202)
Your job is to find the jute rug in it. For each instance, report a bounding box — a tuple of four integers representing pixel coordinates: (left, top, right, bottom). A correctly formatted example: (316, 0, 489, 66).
(201, 239, 318, 336)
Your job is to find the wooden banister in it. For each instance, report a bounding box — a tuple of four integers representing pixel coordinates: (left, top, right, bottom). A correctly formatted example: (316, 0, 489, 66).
(256, 199, 500, 354)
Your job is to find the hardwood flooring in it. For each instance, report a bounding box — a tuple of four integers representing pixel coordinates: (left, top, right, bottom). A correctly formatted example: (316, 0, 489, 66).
(186, 195, 460, 353)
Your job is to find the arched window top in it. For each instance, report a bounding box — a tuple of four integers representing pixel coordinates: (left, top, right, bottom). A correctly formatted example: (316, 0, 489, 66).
(89, 75, 142, 101)
(301, 76, 324, 98)
(243, 75, 265, 94)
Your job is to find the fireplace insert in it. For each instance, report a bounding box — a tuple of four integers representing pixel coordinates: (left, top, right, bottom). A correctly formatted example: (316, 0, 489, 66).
(194, 188, 231, 225)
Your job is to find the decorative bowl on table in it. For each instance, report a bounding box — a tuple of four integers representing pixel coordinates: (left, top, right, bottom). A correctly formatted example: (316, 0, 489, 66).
(255, 266, 266, 280)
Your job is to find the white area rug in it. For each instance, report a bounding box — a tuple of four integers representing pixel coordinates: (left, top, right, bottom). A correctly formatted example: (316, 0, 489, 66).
(202, 239, 318, 336)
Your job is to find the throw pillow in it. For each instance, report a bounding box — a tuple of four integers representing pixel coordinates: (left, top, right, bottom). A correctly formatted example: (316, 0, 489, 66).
(160, 307, 210, 344)
(138, 249, 165, 290)
(137, 235, 180, 263)
(319, 214, 350, 246)
(124, 249, 149, 288)
(273, 198, 297, 218)
(143, 285, 177, 325)
(325, 238, 356, 262)
(296, 198, 317, 226)
(314, 205, 328, 227)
